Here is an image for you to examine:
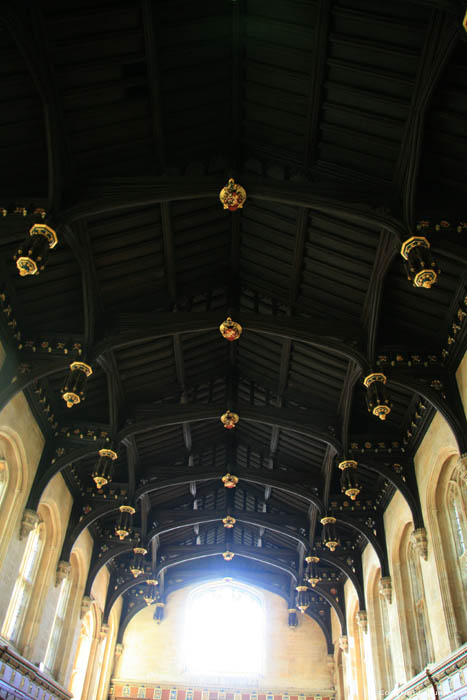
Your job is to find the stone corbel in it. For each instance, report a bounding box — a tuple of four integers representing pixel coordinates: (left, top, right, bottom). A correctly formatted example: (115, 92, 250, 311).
(55, 560, 71, 587)
(80, 595, 93, 619)
(19, 509, 40, 540)
(339, 635, 348, 653)
(114, 643, 123, 657)
(411, 527, 428, 560)
(99, 623, 110, 640)
(356, 610, 368, 633)
(379, 576, 393, 604)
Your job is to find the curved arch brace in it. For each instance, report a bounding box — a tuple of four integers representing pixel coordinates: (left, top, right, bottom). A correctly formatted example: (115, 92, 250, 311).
(117, 601, 147, 644)
(137, 468, 323, 510)
(147, 513, 309, 549)
(85, 544, 133, 597)
(61, 503, 121, 561)
(93, 313, 368, 372)
(118, 404, 341, 455)
(104, 550, 298, 621)
(336, 515, 389, 577)
(305, 609, 334, 654)
(359, 459, 424, 529)
(27, 445, 101, 511)
(61, 176, 406, 243)
(0, 357, 69, 415)
(317, 552, 365, 610)
(314, 584, 347, 636)
(389, 376, 467, 456)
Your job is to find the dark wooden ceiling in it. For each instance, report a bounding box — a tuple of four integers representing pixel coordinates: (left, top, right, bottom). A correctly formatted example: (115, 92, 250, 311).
(0, 0, 466, 642)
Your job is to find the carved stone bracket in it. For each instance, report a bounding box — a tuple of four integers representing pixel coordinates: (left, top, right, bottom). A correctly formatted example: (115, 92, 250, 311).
(411, 527, 428, 560)
(379, 576, 393, 604)
(114, 643, 123, 658)
(99, 623, 110, 640)
(20, 509, 40, 540)
(356, 610, 368, 633)
(339, 635, 349, 653)
(80, 595, 93, 619)
(55, 560, 71, 587)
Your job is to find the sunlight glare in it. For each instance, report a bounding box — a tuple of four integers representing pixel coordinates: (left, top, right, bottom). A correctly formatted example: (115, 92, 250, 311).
(185, 583, 263, 676)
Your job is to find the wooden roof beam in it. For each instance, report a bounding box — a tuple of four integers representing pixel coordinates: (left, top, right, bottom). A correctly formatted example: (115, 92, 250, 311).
(0, 3, 70, 210)
(59, 176, 407, 240)
(393, 10, 459, 225)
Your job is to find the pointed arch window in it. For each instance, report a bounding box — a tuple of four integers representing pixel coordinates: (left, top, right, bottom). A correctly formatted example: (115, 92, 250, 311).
(447, 479, 466, 561)
(184, 580, 264, 678)
(2, 523, 44, 644)
(379, 589, 394, 692)
(407, 542, 432, 672)
(44, 575, 71, 674)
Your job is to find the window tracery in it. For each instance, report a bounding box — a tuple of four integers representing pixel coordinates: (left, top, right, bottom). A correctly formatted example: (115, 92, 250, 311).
(2, 522, 44, 644)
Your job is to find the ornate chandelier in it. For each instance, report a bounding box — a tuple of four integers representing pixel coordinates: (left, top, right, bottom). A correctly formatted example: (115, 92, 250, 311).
(92, 448, 118, 489)
(363, 372, 391, 421)
(338, 460, 361, 500)
(14, 223, 58, 277)
(130, 547, 147, 578)
(321, 516, 339, 552)
(62, 361, 93, 408)
(305, 555, 322, 587)
(115, 505, 135, 540)
(400, 235, 439, 289)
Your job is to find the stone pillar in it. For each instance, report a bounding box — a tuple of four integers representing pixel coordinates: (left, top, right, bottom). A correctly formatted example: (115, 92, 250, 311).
(19, 509, 40, 540)
(411, 527, 428, 560)
(112, 643, 123, 678)
(327, 653, 336, 688)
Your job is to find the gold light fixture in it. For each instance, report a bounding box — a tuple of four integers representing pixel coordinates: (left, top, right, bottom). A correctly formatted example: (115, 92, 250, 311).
(130, 547, 147, 578)
(115, 505, 135, 540)
(222, 550, 235, 561)
(296, 585, 309, 613)
(14, 223, 58, 277)
(220, 410, 239, 430)
(222, 515, 236, 528)
(221, 473, 239, 489)
(321, 516, 339, 552)
(305, 555, 321, 587)
(143, 580, 158, 605)
(219, 178, 247, 211)
(400, 236, 439, 289)
(92, 448, 118, 489)
(219, 317, 243, 341)
(338, 460, 361, 501)
(363, 372, 391, 421)
(62, 361, 93, 408)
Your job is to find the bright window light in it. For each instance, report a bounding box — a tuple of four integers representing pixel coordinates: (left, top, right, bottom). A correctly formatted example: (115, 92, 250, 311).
(184, 581, 263, 677)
